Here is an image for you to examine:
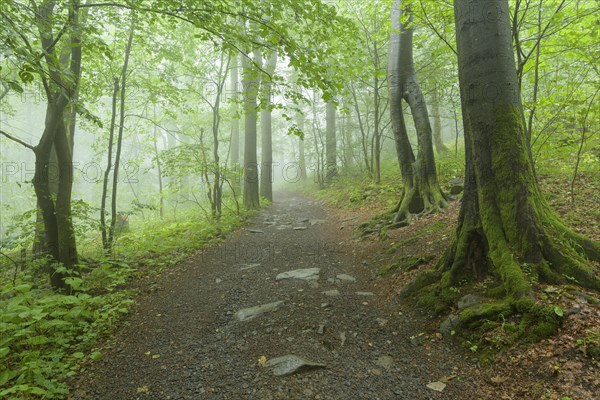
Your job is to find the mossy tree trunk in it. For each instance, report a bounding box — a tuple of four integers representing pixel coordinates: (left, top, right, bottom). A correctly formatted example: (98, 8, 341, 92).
(406, 0, 600, 331)
(387, 1, 448, 226)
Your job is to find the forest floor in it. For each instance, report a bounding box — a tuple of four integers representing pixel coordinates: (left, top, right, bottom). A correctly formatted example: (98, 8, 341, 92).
(69, 190, 599, 400)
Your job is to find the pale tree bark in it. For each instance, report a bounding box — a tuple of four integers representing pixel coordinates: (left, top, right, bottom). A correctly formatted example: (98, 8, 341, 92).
(209, 52, 231, 219)
(325, 101, 337, 183)
(296, 111, 308, 180)
(100, 79, 120, 249)
(242, 49, 261, 209)
(230, 53, 240, 167)
(403, 0, 599, 335)
(388, 0, 414, 186)
(431, 89, 448, 154)
(340, 102, 353, 172)
(350, 84, 372, 176)
(260, 50, 277, 202)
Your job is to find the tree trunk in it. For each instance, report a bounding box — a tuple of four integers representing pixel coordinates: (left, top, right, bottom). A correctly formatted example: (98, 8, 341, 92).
(54, 115, 78, 271)
(210, 53, 230, 219)
(108, 14, 135, 251)
(431, 89, 449, 154)
(325, 101, 337, 183)
(373, 74, 381, 183)
(341, 103, 353, 172)
(230, 53, 240, 167)
(404, 0, 600, 336)
(388, 1, 447, 225)
(311, 95, 325, 189)
(31, 0, 83, 289)
(260, 50, 277, 202)
(153, 124, 164, 219)
(296, 111, 308, 180)
(101, 78, 120, 248)
(351, 85, 372, 176)
(242, 50, 261, 209)
(33, 101, 66, 288)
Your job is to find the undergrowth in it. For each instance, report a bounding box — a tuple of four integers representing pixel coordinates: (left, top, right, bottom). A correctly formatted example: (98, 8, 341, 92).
(0, 203, 247, 399)
(309, 142, 599, 357)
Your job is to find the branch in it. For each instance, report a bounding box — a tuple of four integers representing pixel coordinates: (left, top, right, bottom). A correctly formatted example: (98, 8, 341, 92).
(418, 0, 457, 55)
(0, 129, 36, 151)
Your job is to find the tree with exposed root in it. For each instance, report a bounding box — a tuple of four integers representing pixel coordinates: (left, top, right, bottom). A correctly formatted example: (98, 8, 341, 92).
(387, 0, 448, 227)
(403, 0, 600, 340)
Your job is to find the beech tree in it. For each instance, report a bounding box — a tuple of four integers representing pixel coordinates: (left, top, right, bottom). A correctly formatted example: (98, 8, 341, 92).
(1, 0, 84, 289)
(325, 101, 337, 183)
(259, 51, 278, 202)
(387, 0, 448, 226)
(404, 0, 600, 336)
(242, 49, 261, 210)
(229, 53, 241, 168)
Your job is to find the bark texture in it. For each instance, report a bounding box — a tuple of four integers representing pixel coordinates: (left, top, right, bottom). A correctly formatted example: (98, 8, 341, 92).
(242, 50, 261, 209)
(325, 101, 337, 183)
(404, 0, 600, 339)
(388, 1, 447, 226)
(260, 51, 277, 202)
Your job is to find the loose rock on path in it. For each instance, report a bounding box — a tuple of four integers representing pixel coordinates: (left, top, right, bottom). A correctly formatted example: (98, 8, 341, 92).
(70, 192, 478, 399)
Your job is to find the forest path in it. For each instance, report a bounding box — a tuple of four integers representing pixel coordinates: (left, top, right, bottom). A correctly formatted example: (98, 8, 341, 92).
(70, 192, 478, 400)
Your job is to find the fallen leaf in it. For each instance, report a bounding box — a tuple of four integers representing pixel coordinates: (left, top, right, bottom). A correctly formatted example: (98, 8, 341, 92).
(490, 376, 508, 385)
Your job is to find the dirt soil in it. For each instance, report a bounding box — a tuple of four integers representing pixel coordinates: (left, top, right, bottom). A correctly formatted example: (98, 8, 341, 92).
(70, 190, 599, 400)
(69, 192, 482, 400)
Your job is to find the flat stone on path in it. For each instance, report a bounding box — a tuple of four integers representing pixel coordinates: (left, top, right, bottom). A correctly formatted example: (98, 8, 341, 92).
(376, 355, 394, 370)
(239, 263, 261, 271)
(235, 301, 284, 322)
(356, 291, 374, 296)
(276, 268, 320, 281)
(292, 226, 308, 231)
(265, 355, 326, 377)
(426, 381, 447, 392)
(336, 274, 356, 283)
(323, 289, 340, 297)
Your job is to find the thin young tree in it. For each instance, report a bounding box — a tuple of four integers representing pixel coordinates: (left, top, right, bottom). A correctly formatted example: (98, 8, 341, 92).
(325, 101, 337, 183)
(108, 13, 135, 252)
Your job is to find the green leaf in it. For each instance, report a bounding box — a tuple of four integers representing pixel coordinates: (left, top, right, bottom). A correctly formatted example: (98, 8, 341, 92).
(554, 306, 564, 317)
(90, 351, 102, 361)
(0, 347, 10, 358)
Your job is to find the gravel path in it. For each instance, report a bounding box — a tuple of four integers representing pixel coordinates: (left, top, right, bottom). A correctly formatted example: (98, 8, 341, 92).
(70, 193, 479, 399)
